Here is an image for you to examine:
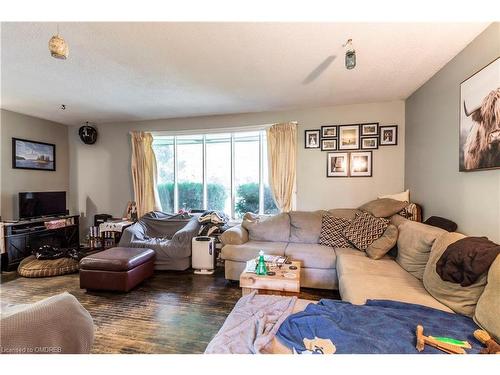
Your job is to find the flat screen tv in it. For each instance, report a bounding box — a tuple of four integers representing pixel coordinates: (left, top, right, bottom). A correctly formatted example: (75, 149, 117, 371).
(19, 191, 67, 220)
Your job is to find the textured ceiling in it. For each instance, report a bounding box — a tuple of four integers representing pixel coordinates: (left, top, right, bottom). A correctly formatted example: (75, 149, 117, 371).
(0, 22, 490, 125)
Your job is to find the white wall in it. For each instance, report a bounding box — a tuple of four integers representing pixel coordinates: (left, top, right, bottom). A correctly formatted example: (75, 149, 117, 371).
(69, 100, 405, 229)
(0, 109, 69, 219)
(405, 23, 500, 242)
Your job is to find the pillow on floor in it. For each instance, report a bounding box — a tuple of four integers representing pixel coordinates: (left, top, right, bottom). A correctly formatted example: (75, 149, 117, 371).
(358, 198, 408, 218)
(343, 212, 389, 251)
(318, 215, 353, 248)
(423, 232, 488, 317)
(365, 224, 399, 260)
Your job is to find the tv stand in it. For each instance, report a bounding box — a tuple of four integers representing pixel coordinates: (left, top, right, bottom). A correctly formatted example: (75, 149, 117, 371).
(1, 215, 80, 271)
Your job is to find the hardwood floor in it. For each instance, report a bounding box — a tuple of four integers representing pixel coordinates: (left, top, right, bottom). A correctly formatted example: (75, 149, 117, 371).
(0, 267, 338, 354)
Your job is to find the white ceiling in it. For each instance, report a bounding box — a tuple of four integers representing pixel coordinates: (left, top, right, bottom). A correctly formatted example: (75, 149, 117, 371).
(0, 22, 490, 126)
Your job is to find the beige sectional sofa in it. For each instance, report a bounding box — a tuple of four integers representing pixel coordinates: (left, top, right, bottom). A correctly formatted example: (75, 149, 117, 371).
(221, 209, 499, 329)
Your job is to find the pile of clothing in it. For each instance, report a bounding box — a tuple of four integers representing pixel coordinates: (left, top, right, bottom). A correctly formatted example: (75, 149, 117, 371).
(198, 211, 230, 237)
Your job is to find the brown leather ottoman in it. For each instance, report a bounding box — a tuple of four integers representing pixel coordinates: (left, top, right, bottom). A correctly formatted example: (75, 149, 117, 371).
(79, 247, 155, 292)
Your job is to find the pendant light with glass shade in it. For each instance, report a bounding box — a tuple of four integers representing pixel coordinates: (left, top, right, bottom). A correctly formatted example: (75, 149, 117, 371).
(344, 39, 356, 70)
(48, 24, 69, 60)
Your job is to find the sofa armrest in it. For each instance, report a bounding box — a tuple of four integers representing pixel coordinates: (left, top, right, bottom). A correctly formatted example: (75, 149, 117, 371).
(220, 225, 249, 245)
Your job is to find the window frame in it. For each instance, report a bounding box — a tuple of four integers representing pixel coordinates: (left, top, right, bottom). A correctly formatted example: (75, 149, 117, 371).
(153, 128, 271, 219)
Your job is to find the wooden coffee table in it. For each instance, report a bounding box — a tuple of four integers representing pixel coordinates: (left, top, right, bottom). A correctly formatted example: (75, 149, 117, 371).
(239, 261, 301, 296)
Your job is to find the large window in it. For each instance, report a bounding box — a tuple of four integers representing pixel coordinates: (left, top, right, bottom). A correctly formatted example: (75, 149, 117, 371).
(153, 130, 278, 219)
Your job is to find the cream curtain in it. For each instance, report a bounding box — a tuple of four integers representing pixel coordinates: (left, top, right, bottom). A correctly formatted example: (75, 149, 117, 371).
(130, 131, 161, 217)
(266, 122, 297, 213)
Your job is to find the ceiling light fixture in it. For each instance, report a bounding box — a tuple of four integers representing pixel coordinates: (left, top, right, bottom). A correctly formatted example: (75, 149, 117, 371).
(344, 39, 356, 70)
(49, 24, 69, 60)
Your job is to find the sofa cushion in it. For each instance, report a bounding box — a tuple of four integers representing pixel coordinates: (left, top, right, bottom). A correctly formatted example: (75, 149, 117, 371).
(289, 210, 325, 244)
(365, 224, 398, 260)
(423, 232, 487, 317)
(221, 241, 287, 262)
(339, 273, 453, 313)
(343, 212, 389, 251)
(359, 198, 409, 218)
(326, 208, 360, 220)
(396, 221, 446, 280)
(318, 215, 353, 249)
(285, 243, 336, 269)
(241, 213, 290, 242)
(474, 255, 500, 341)
(336, 251, 409, 279)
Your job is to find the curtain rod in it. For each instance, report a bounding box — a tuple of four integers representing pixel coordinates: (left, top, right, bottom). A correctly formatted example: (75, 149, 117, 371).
(129, 121, 298, 136)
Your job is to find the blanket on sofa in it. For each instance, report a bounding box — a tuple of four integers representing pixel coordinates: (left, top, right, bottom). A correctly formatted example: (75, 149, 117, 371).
(276, 299, 482, 354)
(204, 292, 296, 354)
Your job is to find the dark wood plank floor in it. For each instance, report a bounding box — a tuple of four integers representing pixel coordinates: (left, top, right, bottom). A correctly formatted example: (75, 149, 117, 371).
(0, 267, 338, 354)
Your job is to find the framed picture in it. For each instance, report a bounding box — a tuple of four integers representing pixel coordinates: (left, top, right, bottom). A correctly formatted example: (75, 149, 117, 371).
(360, 122, 379, 136)
(350, 151, 372, 177)
(361, 137, 378, 150)
(459, 57, 500, 172)
(338, 125, 360, 150)
(321, 139, 337, 151)
(304, 130, 320, 149)
(12, 138, 56, 171)
(321, 125, 337, 138)
(380, 125, 398, 146)
(327, 152, 349, 177)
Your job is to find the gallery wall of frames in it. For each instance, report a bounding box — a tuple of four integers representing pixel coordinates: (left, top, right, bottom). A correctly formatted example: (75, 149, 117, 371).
(304, 122, 398, 178)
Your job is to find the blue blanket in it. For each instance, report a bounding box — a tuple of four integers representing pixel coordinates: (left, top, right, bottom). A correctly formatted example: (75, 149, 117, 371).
(276, 299, 482, 354)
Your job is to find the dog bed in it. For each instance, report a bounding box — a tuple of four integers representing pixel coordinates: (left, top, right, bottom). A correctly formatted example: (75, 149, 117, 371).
(18, 255, 79, 278)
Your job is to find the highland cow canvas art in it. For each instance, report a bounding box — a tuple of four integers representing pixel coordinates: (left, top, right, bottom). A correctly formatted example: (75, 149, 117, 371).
(459, 57, 500, 171)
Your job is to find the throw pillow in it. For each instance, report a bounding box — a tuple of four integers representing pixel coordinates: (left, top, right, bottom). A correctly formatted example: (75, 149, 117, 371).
(474, 255, 500, 341)
(289, 210, 326, 244)
(343, 212, 389, 251)
(378, 189, 410, 202)
(241, 212, 290, 242)
(358, 198, 409, 218)
(423, 232, 488, 317)
(365, 224, 399, 260)
(396, 221, 446, 280)
(318, 215, 353, 248)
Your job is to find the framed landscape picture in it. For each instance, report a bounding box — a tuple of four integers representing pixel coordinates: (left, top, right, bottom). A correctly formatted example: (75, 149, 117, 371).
(321, 139, 337, 151)
(361, 137, 378, 150)
(380, 125, 398, 146)
(338, 125, 360, 150)
(327, 152, 348, 177)
(350, 151, 372, 177)
(321, 125, 337, 138)
(459, 57, 500, 172)
(360, 122, 379, 136)
(12, 138, 56, 171)
(304, 129, 320, 149)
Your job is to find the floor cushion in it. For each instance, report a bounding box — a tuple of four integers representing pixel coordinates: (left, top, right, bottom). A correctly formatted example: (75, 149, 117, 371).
(18, 255, 79, 278)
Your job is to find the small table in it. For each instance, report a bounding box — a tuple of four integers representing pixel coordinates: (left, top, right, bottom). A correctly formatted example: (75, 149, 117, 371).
(239, 261, 301, 296)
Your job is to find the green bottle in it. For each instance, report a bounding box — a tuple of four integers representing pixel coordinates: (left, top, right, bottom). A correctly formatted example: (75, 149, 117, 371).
(256, 250, 268, 275)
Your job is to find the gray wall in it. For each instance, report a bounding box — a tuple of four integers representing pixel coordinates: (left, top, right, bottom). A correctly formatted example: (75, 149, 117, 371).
(405, 22, 500, 242)
(0, 109, 70, 219)
(69, 100, 405, 229)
